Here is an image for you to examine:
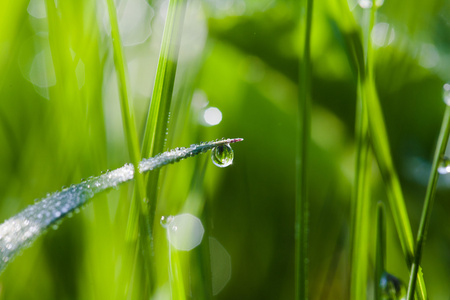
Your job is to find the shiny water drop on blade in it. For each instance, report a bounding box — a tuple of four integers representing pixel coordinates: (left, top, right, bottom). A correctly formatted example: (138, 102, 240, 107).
(211, 144, 234, 168)
(443, 83, 450, 106)
(380, 272, 406, 300)
(160, 215, 174, 228)
(438, 156, 450, 174)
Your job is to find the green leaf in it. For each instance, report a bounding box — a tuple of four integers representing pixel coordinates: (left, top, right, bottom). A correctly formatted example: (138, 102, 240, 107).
(0, 138, 243, 274)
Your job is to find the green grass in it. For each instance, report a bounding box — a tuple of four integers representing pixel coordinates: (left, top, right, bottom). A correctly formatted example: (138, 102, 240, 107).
(1, 0, 450, 299)
(406, 104, 450, 299)
(295, 0, 313, 299)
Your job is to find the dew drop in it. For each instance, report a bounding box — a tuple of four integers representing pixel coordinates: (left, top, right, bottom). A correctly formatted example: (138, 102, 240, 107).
(160, 215, 174, 228)
(438, 156, 450, 174)
(380, 271, 406, 299)
(211, 144, 234, 168)
(443, 83, 450, 106)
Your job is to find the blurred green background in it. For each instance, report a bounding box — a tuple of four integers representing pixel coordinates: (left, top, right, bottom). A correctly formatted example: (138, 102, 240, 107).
(1, 0, 450, 299)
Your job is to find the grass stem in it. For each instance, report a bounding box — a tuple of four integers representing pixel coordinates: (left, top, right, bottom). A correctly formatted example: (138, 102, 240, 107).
(296, 0, 314, 299)
(406, 105, 450, 299)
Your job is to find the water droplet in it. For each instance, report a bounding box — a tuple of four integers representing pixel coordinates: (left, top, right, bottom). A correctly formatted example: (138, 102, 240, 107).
(438, 156, 450, 174)
(211, 144, 234, 168)
(380, 272, 406, 299)
(160, 215, 174, 228)
(443, 83, 450, 106)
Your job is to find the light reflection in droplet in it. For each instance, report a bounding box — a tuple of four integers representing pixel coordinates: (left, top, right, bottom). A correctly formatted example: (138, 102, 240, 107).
(371, 23, 395, 47)
(211, 144, 234, 168)
(209, 237, 232, 295)
(203, 107, 222, 126)
(165, 213, 204, 251)
(438, 156, 450, 175)
(379, 271, 406, 299)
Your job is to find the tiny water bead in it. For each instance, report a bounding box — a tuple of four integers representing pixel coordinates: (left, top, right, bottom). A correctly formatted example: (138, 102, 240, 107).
(437, 156, 450, 174)
(160, 215, 174, 228)
(211, 144, 234, 168)
(443, 83, 450, 106)
(380, 272, 406, 300)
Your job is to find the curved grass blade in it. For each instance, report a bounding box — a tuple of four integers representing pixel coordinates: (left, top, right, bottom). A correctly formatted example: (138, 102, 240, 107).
(0, 138, 243, 274)
(406, 105, 450, 299)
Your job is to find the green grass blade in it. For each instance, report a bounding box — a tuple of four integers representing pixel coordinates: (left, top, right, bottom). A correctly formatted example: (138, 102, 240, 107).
(406, 105, 450, 299)
(141, 0, 186, 159)
(375, 202, 387, 300)
(105, 0, 146, 206)
(358, 3, 428, 298)
(350, 5, 376, 299)
(350, 78, 371, 300)
(367, 84, 427, 300)
(0, 138, 243, 274)
(295, 0, 314, 299)
(139, 0, 187, 279)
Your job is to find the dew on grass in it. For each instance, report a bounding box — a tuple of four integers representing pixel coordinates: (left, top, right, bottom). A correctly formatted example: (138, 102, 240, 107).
(165, 214, 204, 251)
(211, 144, 234, 168)
(443, 83, 450, 106)
(438, 156, 450, 174)
(379, 271, 406, 299)
(160, 215, 174, 228)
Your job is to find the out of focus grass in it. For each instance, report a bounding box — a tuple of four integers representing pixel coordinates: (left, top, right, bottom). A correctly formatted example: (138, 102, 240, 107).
(1, 0, 450, 299)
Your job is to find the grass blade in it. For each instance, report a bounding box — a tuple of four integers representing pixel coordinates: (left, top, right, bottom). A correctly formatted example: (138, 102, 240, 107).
(105, 0, 146, 206)
(375, 202, 386, 300)
(141, 0, 187, 159)
(345, 3, 428, 298)
(296, 0, 314, 299)
(350, 77, 371, 300)
(140, 0, 187, 240)
(0, 138, 243, 274)
(406, 104, 450, 299)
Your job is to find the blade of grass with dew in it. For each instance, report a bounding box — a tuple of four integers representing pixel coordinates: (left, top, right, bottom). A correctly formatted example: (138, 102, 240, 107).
(0, 138, 243, 274)
(296, 0, 313, 299)
(138, 3, 187, 292)
(141, 0, 187, 240)
(141, 0, 186, 160)
(105, 0, 152, 295)
(406, 104, 450, 299)
(105, 0, 147, 221)
(375, 202, 387, 300)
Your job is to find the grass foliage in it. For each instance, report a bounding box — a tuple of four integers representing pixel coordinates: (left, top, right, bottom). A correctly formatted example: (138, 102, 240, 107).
(1, 0, 450, 299)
